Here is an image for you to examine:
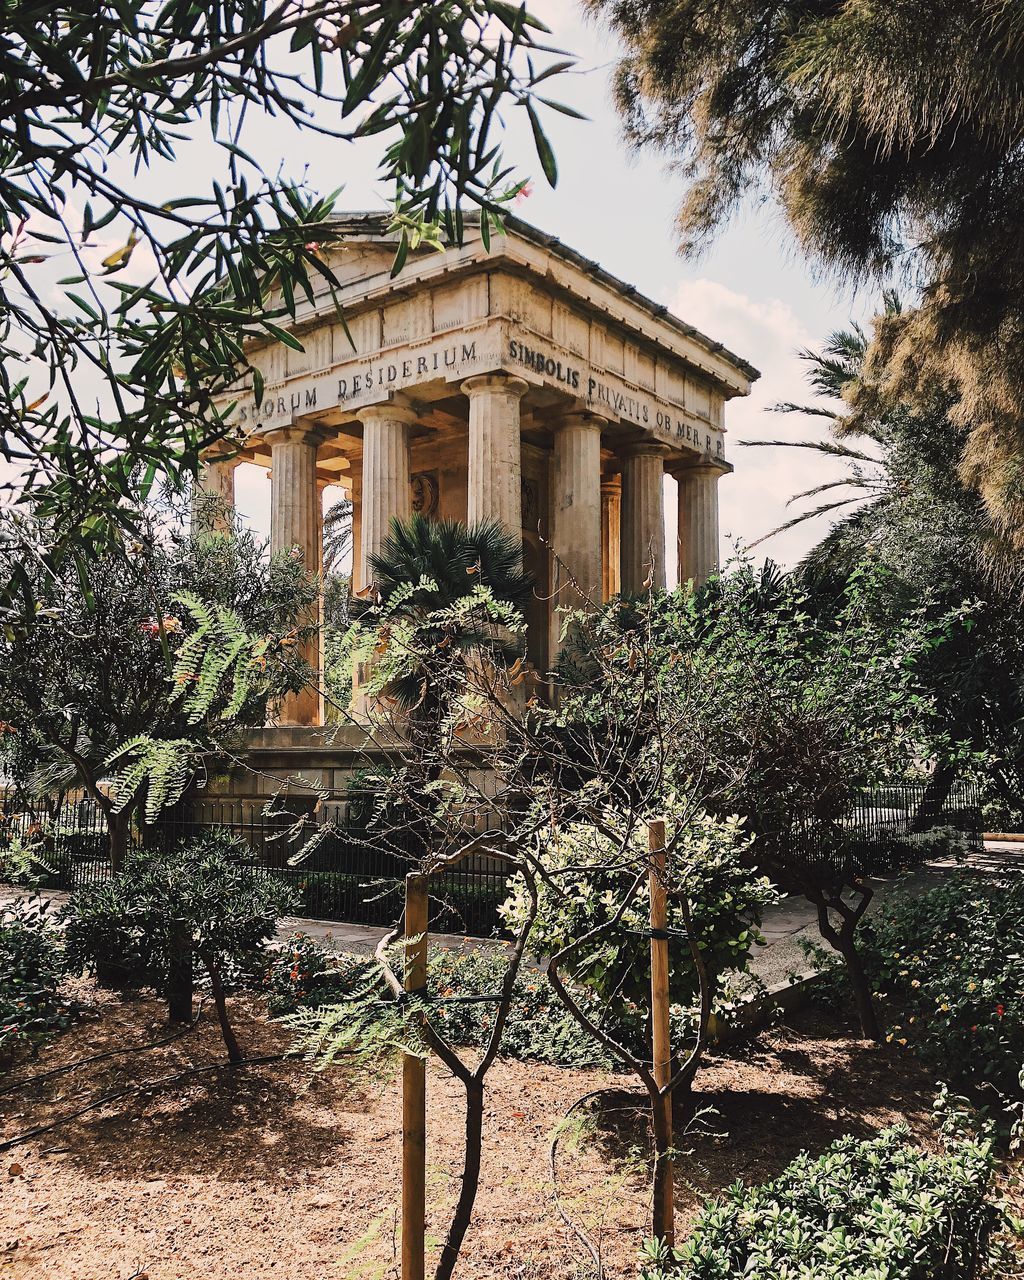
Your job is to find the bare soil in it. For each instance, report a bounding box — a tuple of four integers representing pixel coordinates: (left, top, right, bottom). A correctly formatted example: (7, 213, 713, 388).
(0, 982, 946, 1279)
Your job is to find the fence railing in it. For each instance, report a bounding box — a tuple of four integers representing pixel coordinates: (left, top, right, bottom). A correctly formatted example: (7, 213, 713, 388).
(0, 796, 510, 937)
(0, 778, 986, 937)
(773, 777, 985, 884)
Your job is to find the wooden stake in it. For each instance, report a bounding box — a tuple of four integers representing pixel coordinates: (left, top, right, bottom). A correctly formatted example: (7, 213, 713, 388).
(403, 873, 429, 1280)
(649, 818, 675, 1246)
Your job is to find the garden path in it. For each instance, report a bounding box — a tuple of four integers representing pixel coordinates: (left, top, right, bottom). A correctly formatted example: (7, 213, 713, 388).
(3, 841, 1022, 986)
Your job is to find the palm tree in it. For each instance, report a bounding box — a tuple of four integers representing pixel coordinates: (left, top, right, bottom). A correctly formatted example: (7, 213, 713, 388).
(367, 514, 534, 711)
(323, 496, 354, 577)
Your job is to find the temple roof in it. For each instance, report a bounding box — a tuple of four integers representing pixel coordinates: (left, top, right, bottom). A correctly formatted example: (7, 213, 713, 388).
(316, 210, 760, 390)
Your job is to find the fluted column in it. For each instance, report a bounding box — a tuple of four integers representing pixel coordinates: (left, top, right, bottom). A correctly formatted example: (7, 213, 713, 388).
(601, 473, 621, 601)
(268, 425, 325, 726)
(192, 450, 238, 532)
(359, 401, 415, 590)
(620, 444, 668, 595)
(677, 461, 728, 587)
(463, 373, 529, 541)
(552, 413, 604, 610)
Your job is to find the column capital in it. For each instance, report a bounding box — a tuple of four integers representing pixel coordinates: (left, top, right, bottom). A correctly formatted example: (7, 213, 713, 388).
(600, 471, 622, 494)
(619, 440, 671, 461)
(262, 421, 329, 448)
(461, 372, 529, 399)
(359, 396, 419, 427)
(556, 410, 608, 434)
(670, 452, 733, 478)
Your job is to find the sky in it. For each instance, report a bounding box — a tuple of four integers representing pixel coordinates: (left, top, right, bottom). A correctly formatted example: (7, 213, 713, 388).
(231, 2, 880, 570)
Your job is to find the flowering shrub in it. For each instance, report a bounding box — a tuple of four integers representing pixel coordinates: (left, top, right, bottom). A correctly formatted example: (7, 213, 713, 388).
(640, 1126, 1003, 1280)
(0, 897, 72, 1055)
(857, 876, 1024, 1107)
(262, 933, 374, 1015)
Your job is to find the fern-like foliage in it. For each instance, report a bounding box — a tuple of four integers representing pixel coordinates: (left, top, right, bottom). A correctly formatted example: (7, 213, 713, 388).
(170, 589, 269, 724)
(106, 735, 198, 823)
(284, 988, 428, 1079)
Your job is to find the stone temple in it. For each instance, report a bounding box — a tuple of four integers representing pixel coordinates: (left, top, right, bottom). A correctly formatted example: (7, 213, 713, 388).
(199, 212, 758, 793)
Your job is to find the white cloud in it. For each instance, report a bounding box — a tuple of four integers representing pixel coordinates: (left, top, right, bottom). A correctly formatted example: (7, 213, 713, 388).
(669, 278, 856, 569)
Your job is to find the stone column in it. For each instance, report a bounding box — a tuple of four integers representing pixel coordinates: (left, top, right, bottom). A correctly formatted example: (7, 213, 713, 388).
(268, 425, 324, 727)
(463, 373, 529, 541)
(192, 450, 238, 532)
(619, 444, 668, 595)
(677, 461, 728, 587)
(359, 401, 415, 590)
(601, 473, 621, 601)
(552, 412, 604, 609)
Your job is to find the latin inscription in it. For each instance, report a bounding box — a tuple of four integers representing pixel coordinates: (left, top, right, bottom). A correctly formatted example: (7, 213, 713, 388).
(508, 332, 723, 456)
(234, 386, 319, 426)
(337, 341, 478, 401)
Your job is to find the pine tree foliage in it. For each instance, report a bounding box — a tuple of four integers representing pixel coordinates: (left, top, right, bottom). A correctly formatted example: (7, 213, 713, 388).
(587, 0, 1024, 550)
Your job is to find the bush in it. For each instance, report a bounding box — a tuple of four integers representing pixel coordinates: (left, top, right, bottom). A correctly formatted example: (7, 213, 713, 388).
(265, 935, 619, 1068)
(262, 933, 375, 1016)
(0, 829, 56, 888)
(641, 1126, 1002, 1280)
(501, 811, 776, 1039)
(62, 830, 296, 1058)
(0, 897, 72, 1054)
(62, 875, 155, 987)
(856, 875, 1024, 1110)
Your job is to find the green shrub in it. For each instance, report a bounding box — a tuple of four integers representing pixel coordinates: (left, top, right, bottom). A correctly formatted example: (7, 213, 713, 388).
(425, 947, 616, 1068)
(0, 830, 56, 888)
(0, 897, 72, 1054)
(856, 876, 1024, 1109)
(62, 875, 155, 986)
(264, 935, 619, 1068)
(641, 1126, 1001, 1280)
(262, 932, 374, 1016)
(501, 811, 776, 1038)
(62, 831, 296, 1057)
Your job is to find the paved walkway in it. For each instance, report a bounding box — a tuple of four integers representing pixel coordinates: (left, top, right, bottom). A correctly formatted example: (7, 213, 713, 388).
(4, 842, 1022, 983)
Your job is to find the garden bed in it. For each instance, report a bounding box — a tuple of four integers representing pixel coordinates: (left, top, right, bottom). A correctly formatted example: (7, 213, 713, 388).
(0, 983, 956, 1280)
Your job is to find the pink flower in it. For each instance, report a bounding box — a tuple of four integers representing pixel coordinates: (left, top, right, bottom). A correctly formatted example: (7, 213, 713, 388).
(515, 182, 534, 202)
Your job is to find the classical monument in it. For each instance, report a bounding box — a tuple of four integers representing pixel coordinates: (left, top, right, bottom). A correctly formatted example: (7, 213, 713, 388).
(200, 212, 758, 750)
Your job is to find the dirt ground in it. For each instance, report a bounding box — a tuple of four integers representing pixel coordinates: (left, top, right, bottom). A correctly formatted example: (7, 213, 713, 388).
(0, 983, 951, 1279)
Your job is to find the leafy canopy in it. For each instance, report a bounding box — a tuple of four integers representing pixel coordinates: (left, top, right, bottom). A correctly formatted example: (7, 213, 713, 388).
(0, 1, 573, 602)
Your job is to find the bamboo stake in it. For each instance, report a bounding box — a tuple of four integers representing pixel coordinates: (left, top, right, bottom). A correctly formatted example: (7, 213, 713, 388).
(649, 817, 674, 1246)
(403, 873, 429, 1280)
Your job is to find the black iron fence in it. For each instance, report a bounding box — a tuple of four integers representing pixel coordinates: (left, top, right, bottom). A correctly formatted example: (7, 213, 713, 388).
(774, 777, 985, 885)
(0, 778, 986, 937)
(0, 797, 510, 937)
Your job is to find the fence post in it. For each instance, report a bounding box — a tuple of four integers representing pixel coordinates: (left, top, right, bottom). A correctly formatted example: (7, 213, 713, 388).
(649, 817, 674, 1246)
(403, 872, 429, 1280)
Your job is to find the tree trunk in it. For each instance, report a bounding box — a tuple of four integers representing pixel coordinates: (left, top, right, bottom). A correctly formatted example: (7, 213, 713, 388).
(166, 918, 193, 1024)
(205, 956, 242, 1063)
(838, 936, 879, 1041)
(435, 1078, 485, 1280)
(911, 763, 955, 832)
(808, 884, 880, 1042)
(107, 807, 132, 875)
